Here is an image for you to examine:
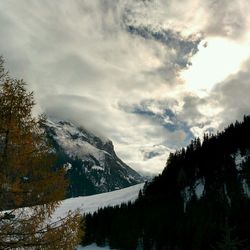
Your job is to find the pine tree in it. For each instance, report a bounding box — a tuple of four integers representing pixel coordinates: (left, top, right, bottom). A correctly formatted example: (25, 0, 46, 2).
(213, 221, 245, 250)
(0, 56, 82, 249)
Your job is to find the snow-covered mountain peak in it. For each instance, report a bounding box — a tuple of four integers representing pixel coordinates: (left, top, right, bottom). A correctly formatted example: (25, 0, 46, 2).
(44, 119, 143, 197)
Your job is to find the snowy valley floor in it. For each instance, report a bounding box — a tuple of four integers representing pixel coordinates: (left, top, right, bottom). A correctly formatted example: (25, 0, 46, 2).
(54, 183, 144, 218)
(77, 243, 113, 250)
(53, 183, 144, 250)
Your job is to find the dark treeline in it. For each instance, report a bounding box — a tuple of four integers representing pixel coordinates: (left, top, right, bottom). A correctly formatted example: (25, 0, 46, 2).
(82, 116, 250, 250)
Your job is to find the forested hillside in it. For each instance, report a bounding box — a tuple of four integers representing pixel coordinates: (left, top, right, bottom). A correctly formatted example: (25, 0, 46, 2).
(82, 116, 250, 250)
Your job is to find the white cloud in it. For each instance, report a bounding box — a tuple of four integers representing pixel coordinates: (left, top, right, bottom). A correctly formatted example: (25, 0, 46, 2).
(181, 37, 250, 96)
(0, 0, 250, 174)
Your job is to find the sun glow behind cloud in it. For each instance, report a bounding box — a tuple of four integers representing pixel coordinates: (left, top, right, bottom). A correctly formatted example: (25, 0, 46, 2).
(181, 37, 250, 96)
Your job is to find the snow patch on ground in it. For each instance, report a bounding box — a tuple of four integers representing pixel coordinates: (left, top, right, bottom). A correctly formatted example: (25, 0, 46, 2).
(224, 183, 231, 206)
(91, 166, 104, 171)
(64, 162, 72, 171)
(96, 177, 106, 187)
(242, 179, 250, 198)
(194, 178, 205, 199)
(233, 150, 247, 171)
(182, 178, 205, 212)
(77, 243, 113, 250)
(182, 186, 192, 213)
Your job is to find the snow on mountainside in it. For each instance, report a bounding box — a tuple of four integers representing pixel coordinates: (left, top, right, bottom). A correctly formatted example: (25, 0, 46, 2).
(232, 149, 250, 198)
(46, 120, 109, 162)
(53, 183, 144, 221)
(44, 120, 143, 197)
(179, 148, 250, 213)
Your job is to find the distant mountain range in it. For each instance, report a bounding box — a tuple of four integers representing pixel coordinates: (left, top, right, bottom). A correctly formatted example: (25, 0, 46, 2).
(44, 120, 143, 197)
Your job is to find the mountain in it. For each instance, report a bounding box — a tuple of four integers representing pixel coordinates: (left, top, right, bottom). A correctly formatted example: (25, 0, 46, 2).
(145, 116, 250, 202)
(44, 120, 143, 197)
(82, 116, 250, 250)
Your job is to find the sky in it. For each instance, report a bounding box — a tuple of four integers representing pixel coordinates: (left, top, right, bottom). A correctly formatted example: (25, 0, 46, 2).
(0, 0, 250, 175)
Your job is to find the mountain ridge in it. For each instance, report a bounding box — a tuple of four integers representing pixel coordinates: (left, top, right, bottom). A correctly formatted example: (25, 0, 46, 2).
(44, 119, 143, 197)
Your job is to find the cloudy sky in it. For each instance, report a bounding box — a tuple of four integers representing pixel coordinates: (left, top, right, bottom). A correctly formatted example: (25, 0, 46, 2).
(0, 0, 250, 175)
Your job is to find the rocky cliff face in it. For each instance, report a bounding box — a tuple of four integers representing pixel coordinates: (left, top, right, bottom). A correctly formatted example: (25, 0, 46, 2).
(45, 120, 143, 197)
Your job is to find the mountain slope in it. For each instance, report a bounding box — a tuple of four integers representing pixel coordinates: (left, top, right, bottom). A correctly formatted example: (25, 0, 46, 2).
(52, 183, 144, 221)
(44, 120, 143, 197)
(145, 116, 250, 203)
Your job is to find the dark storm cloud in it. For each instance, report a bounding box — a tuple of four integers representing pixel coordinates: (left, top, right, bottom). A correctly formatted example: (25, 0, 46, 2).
(125, 25, 200, 68)
(122, 24, 203, 83)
